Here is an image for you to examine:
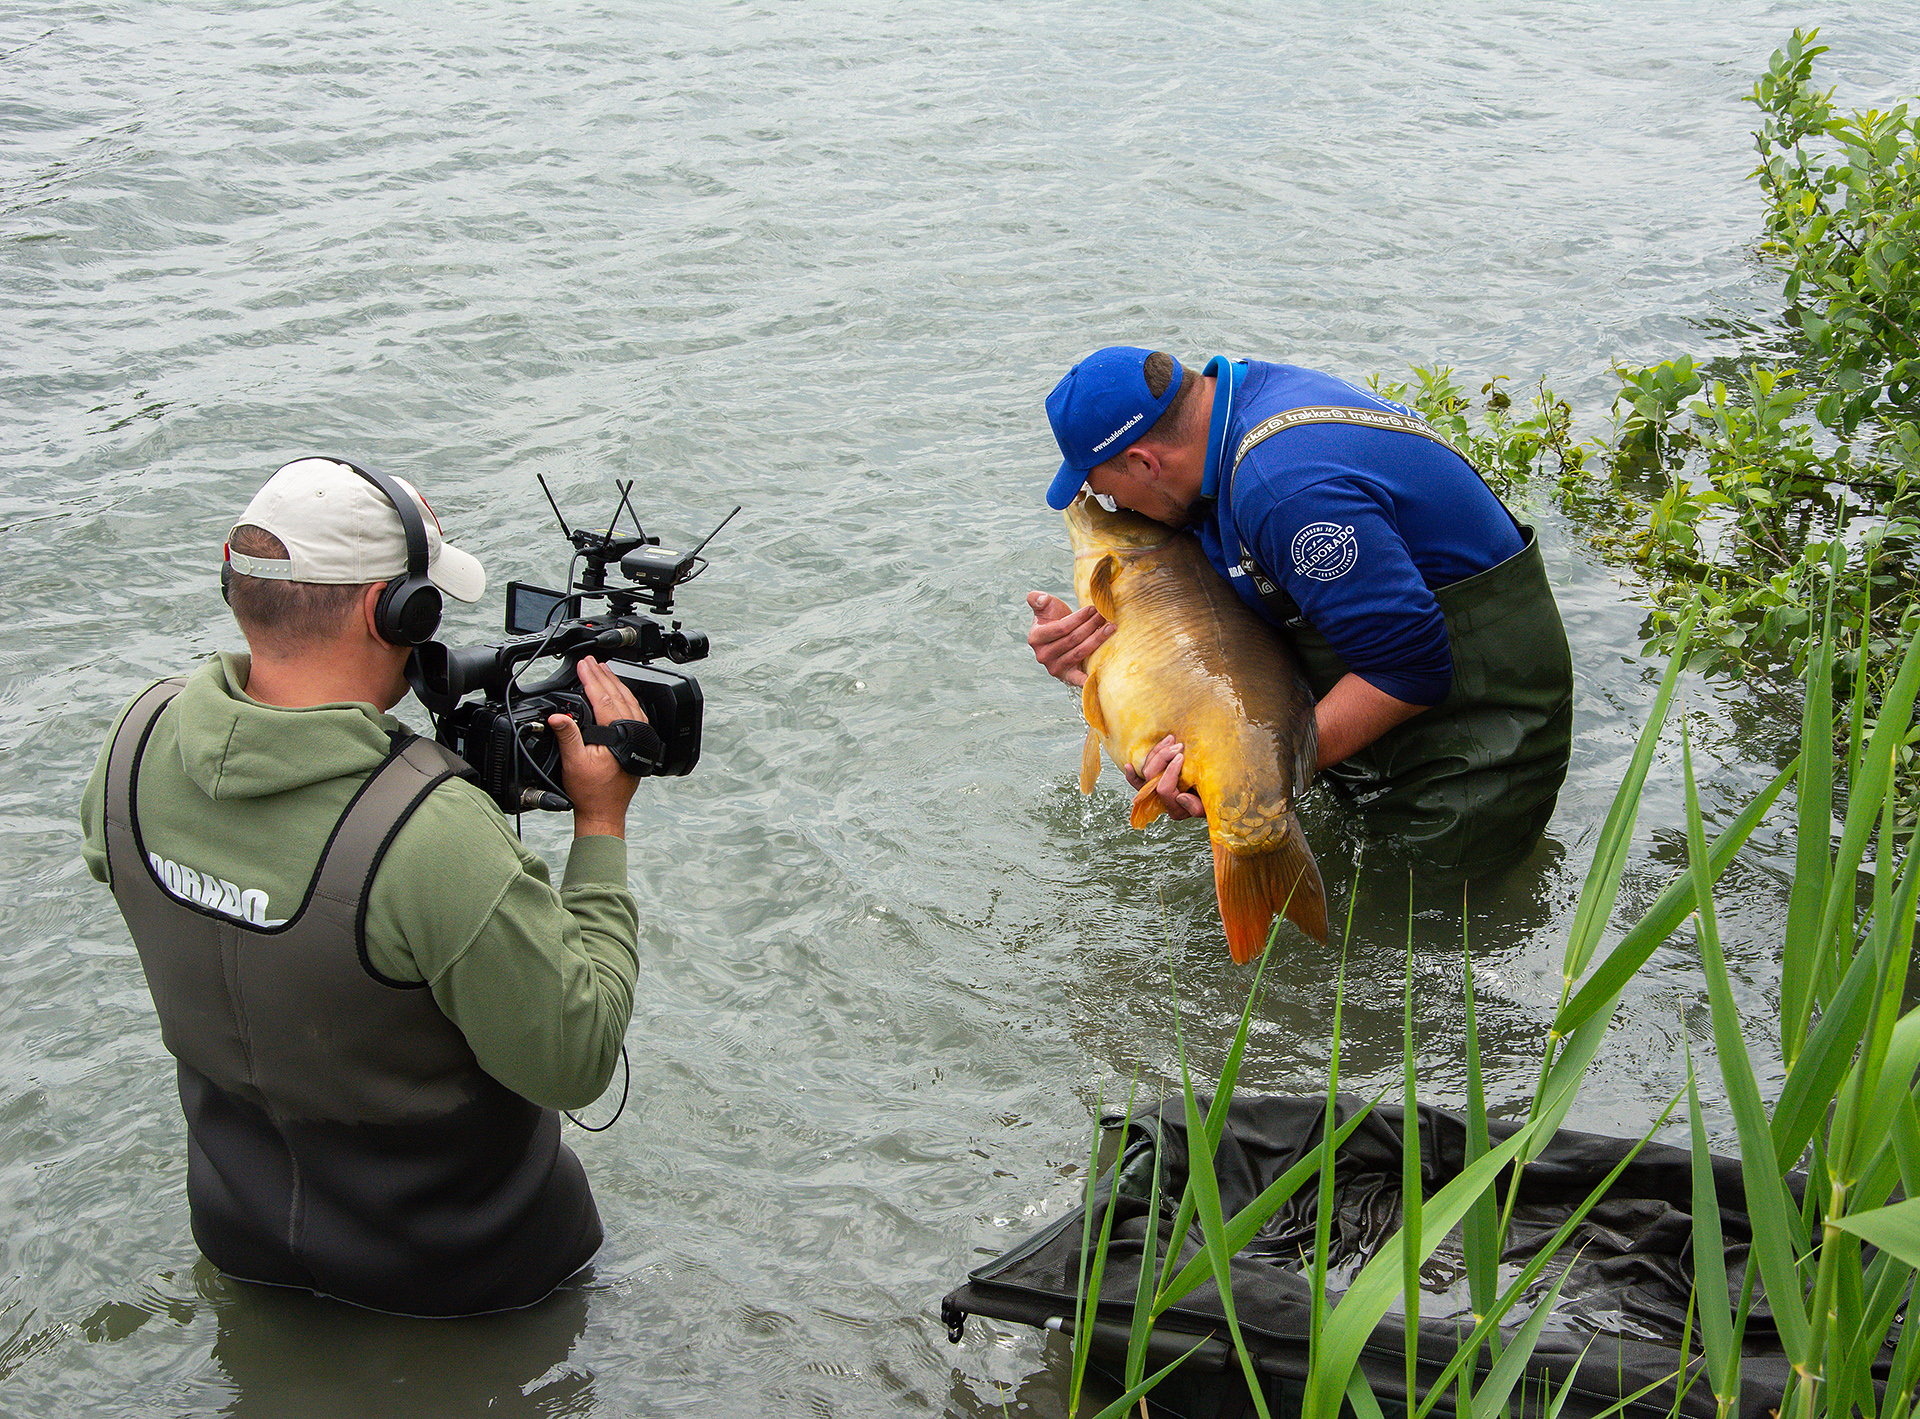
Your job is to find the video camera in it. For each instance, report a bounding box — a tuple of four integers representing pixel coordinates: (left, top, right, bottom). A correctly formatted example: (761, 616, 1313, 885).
(408, 477, 738, 815)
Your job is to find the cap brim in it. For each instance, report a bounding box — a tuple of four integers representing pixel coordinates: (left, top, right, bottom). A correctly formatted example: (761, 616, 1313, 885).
(1046, 460, 1089, 511)
(429, 541, 487, 602)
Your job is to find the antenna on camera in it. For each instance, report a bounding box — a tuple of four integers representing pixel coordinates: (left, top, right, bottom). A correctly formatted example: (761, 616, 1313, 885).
(604, 480, 640, 542)
(538, 474, 573, 541)
(620, 504, 740, 613)
(686, 505, 741, 564)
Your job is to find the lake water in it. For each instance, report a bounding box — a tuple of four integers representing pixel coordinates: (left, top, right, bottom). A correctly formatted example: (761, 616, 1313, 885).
(6, 3, 1917, 1414)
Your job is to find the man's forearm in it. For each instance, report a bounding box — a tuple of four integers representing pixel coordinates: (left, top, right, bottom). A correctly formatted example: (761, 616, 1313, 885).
(1313, 672, 1431, 770)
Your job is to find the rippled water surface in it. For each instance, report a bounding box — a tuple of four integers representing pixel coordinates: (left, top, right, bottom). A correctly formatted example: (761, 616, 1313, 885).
(6, 3, 1918, 1414)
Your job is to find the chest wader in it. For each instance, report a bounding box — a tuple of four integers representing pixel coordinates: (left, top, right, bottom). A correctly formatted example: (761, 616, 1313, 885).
(1229, 408, 1574, 875)
(102, 679, 601, 1317)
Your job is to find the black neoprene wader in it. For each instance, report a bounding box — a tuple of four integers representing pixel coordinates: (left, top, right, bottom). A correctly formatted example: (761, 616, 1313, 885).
(101, 679, 601, 1317)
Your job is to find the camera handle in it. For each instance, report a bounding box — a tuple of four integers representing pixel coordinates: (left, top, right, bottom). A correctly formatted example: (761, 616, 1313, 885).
(577, 717, 666, 777)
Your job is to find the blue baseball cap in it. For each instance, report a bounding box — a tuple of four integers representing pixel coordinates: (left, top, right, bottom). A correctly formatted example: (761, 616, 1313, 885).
(1044, 347, 1184, 510)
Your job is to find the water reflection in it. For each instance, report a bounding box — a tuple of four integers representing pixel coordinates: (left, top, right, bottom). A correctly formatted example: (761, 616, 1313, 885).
(201, 1267, 592, 1418)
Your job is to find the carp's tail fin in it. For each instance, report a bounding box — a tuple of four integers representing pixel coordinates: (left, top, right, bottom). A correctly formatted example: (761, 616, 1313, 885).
(1211, 816, 1329, 962)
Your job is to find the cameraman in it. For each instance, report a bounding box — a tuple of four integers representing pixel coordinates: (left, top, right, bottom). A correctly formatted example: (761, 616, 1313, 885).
(78, 457, 644, 1317)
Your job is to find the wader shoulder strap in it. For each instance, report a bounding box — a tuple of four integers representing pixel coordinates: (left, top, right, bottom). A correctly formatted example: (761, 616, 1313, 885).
(101, 677, 188, 883)
(1231, 403, 1468, 470)
(1226, 405, 1509, 625)
(307, 734, 476, 987)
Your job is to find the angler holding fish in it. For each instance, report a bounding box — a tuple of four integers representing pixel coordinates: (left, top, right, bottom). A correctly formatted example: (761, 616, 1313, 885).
(1027, 346, 1573, 943)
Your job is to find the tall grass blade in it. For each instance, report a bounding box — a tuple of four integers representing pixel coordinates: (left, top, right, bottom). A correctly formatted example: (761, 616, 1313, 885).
(1175, 1061, 1272, 1419)
(1311, 1117, 1549, 1419)
(1460, 911, 1500, 1417)
(1152, 1104, 1375, 1312)
(1535, 758, 1793, 1153)
(1124, 1100, 1168, 1394)
(1680, 724, 1813, 1370)
(1084, 1334, 1220, 1419)
(1826, 1226, 1872, 1419)
(1152, 943, 1276, 1307)
(1780, 571, 1837, 1067)
(1069, 1080, 1131, 1417)
(1848, 843, 1920, 1181)
(1830, 1197, 1920, 1269)
(1401, 883, 1423, 1407)
(1163, 950, 1273, 1419)
(1305, 867, 1364, 1419)
(1346, 1367, 1389, 1419)
(1772, 930, 1891, 1179)
(1814, 629, 1920, 988)
(1878, 1229, 1920, 1419)
(1410, 1099, 1680, 1419)
(1685, 1052, 1737, 1418)
(1845, 541, 1874, 783)
(1557, 610, 1695, 990)
(1469, 1253, 1578, 1419)
(1551, 761, 1794, 1039)
(1829, 783, 1910, 1181)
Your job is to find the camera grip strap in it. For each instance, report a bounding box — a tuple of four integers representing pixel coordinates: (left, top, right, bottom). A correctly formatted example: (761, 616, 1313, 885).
(578, 718, 666, 776)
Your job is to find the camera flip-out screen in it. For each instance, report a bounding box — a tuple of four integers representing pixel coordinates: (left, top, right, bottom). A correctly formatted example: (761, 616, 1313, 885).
(505, 582, 576, 636)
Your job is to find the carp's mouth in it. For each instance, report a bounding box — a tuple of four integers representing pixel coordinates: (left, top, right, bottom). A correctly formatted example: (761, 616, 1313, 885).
(1063, 493, 1181, 555)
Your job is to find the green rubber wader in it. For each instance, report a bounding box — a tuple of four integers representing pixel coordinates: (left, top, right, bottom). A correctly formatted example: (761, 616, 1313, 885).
(1292, 527, 1573, 875)
(1227, 407, 1573, 875)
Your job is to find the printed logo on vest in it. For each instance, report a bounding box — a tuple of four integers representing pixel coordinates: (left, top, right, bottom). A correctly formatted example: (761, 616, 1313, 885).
(148, 852, 286, 927)
(1290, 522, 1358, 582)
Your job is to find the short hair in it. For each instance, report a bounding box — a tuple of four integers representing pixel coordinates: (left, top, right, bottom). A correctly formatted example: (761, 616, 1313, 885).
(1092, 353, 1199, 478)
(225, 524, 374, 645)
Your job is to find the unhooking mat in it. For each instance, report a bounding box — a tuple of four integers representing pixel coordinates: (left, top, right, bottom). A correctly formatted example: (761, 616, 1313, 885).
(942, 1093, 1889, 1419)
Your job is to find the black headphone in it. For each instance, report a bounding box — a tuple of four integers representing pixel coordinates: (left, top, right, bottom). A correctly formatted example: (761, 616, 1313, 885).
(220, 457, 444, 646)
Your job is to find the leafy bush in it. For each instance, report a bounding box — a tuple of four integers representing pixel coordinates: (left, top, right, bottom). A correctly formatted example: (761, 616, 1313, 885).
(1368, 32, 1920, 832)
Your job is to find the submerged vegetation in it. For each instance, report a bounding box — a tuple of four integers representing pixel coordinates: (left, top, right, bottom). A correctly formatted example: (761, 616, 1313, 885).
(1373, 28, 1920, 827)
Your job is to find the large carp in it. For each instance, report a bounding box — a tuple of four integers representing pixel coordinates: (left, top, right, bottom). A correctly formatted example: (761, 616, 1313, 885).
(1065, 493, 1327, 960)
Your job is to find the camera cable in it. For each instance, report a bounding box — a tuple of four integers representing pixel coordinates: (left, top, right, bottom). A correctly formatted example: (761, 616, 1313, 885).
(566, 1043, 630, 1132)
(497, 547, 633, 1134)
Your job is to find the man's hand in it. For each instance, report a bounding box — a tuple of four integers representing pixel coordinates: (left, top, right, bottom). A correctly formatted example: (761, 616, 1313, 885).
(1120, 734, 1206, 820)
(548, 657, 646, 839)
(1026, 591, 1115, 688)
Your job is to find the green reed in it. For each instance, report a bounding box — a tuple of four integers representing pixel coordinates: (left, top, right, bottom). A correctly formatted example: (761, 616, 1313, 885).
(1062, 578, 1920, 1419)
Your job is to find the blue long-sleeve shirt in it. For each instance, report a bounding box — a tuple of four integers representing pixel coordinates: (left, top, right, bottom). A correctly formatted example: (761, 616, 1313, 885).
(1193, 360, 1522, 706)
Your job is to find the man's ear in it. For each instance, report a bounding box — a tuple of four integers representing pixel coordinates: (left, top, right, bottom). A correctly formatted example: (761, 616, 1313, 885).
(362, 581, 393, 647)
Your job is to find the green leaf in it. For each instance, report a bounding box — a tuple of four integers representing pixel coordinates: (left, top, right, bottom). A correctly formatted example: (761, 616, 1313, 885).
(1687, 1054, 1738, 1417)
(1682, 725, 1812, 1367)
(1831, 1197, 1920, 1270)
(1557, 610, 1696, 988)
(1084, 1333, 1221, 1419)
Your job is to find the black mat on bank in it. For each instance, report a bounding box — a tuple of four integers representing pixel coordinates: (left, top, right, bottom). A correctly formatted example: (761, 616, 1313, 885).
(943, 1093, 1873, 1419)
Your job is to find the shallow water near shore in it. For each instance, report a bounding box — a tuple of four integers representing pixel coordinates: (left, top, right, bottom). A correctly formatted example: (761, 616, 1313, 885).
(5, 3, 1918, 1414)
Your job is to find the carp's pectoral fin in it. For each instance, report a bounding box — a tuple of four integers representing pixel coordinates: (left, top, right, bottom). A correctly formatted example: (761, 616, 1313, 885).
(1079, 727, 1102, 795)
(1087, 555, 1120, 623)
(1079, 674, 1108, 738)
(1129, 777, 1167, 829)
(1211, 815, 1330, 962)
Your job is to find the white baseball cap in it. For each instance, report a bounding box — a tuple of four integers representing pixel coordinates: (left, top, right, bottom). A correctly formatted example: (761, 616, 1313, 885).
(227, 458, 487, 602)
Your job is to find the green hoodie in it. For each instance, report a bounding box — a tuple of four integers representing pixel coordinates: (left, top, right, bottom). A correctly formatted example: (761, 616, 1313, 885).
(80, 652, 639, 1112)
